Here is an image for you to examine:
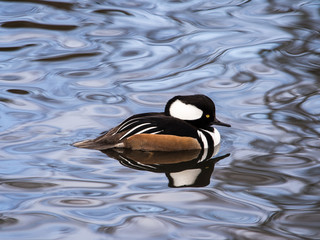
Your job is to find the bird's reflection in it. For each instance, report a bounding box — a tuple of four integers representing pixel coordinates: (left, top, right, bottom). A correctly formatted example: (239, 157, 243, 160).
(102, 145, 230, 188)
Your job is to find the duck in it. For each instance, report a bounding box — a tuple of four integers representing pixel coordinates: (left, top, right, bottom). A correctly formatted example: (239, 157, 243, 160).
(73, 94, 231, 151)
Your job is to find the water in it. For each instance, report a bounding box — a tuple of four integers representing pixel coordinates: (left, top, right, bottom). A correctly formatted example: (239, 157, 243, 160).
(0, 0, 319, 239)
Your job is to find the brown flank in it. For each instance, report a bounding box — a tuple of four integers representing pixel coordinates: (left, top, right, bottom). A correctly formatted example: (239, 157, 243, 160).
(123, 134, 201, 151)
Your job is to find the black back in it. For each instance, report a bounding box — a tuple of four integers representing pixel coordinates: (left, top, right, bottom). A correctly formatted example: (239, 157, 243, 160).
(116, 113, 200, 139)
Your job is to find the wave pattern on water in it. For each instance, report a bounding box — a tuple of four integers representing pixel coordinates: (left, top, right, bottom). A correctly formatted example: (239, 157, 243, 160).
(0, 0, 319, 239)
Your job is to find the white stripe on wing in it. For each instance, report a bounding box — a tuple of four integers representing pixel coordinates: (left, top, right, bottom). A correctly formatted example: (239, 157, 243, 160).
(119, 123, 151, 140)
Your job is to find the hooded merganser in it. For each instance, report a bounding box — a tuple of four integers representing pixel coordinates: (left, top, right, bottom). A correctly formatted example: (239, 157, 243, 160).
(73, 94, 231, 151)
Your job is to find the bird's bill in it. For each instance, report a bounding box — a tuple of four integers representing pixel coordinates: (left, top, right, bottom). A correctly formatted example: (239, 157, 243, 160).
(212, 117, 231, 127)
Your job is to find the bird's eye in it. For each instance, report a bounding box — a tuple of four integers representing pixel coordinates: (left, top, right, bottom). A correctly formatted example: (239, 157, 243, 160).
(206, 114, 210, 118)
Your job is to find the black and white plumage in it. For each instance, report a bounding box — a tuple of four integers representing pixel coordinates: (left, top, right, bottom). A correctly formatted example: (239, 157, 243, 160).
(73, 94, 231, 151)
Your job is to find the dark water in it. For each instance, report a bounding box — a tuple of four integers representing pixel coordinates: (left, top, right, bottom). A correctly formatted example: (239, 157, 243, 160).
(0, 0, 319, 239)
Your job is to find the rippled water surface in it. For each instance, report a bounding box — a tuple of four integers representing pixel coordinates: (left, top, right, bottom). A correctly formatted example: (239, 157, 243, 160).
(0, 0, 319, 239)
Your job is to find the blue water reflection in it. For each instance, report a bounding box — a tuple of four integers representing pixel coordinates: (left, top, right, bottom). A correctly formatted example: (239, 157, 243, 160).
(0, 0, 319, 239)
(103, 147, 230, 188)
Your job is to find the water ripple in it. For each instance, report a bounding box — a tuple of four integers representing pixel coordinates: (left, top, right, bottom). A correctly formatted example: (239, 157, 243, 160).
(271, 210, 320, 239)
(2, 21, 78, 31)
(1, 0, 75, 11)
(0, 0, 319, 239)
(34, 52, 101, 62)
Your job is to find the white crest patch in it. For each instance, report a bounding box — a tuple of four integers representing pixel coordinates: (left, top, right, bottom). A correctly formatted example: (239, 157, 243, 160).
(169, 99, 203, 120)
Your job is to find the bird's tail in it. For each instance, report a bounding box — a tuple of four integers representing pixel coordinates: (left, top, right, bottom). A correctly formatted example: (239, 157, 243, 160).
(72, 138, 123, 150)
(73, 139, 107, 150)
